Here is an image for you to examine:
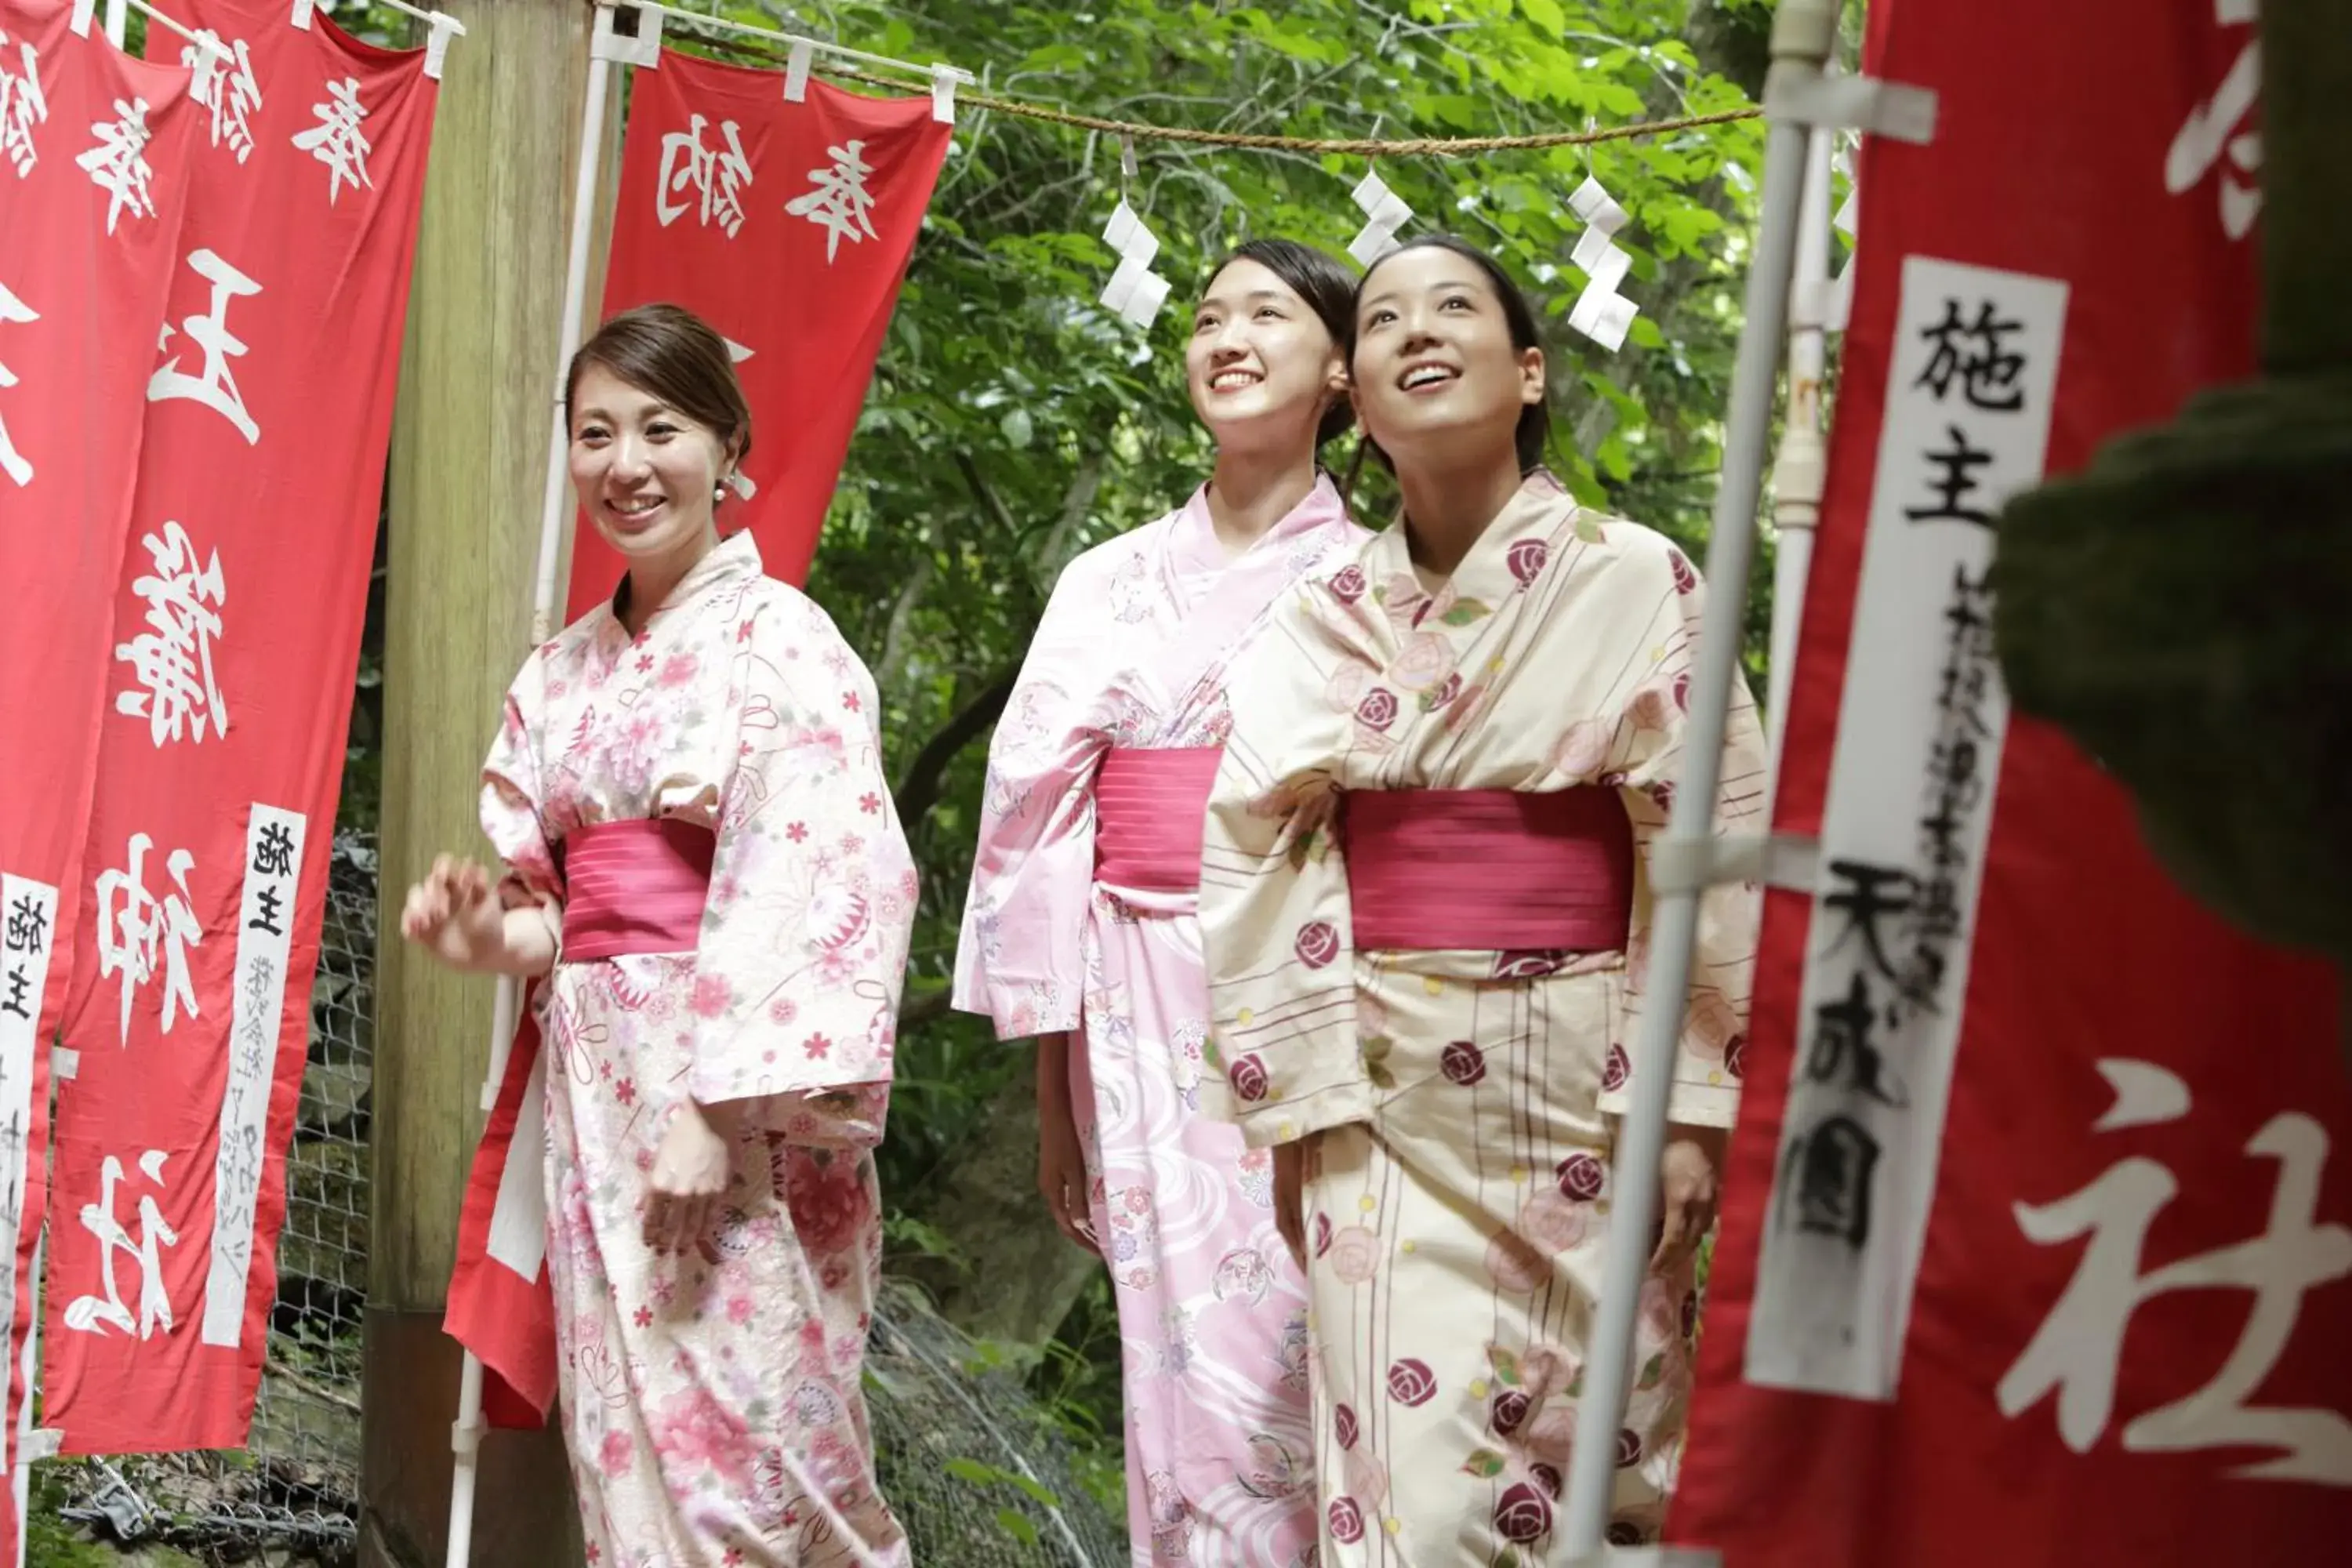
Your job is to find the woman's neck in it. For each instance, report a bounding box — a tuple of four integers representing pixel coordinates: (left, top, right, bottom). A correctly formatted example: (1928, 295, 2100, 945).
(1203, 443, 1319, 557)
(618, 524, 719, 637)
(1397, 448, 1526, 579)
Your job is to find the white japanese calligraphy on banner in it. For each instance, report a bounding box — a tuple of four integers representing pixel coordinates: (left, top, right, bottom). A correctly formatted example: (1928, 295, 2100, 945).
(2165, 0, 2259, 241)
(292, 75, 371, 204)
(113, 521, 230, 746)
(1996, 1059, 2352, 1485)
(656, 111, 752, 237)
(185, 30, 263, 166)
(0, 25, 46, 178)
(148, 247, 262, 444)
(0, 875, 56, 1426)
(1745, 256, 2069, 1400)
(62, 1150, 177, 1341)
(786, 140, 879, 262)
(0, 276, 31, 489)
(92, 831, 202, 1050)
(76, 95, 157, 235)
(202, 805, 303, 1348)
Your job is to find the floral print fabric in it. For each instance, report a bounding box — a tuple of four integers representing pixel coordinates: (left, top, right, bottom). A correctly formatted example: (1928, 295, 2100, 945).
(1197, 474, 1768, 1563)
(955, 478, 1365, 1565)
(481, 532, 918, 1567)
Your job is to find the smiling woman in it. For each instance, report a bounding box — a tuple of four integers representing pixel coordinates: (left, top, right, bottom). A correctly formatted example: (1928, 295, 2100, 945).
(398, 301, 920, 1565)
(953, 238, 1368, 1564)
(563, 303, 754, 633)
(1195, 237, 1770, 1561)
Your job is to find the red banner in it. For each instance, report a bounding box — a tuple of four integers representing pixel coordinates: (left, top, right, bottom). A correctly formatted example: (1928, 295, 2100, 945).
(1674, 3, 2352, 1563)
(564, 49, 949, 612)
(40, 1, 437, 1454)
(0, 0, 198, 1538)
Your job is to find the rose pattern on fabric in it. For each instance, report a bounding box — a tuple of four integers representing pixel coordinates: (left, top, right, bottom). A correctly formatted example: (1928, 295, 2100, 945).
(1196, 476, 1766, 1561)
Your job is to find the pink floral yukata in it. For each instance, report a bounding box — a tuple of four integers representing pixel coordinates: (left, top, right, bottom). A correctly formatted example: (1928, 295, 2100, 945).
(1197, 474, 1767, 1563)
(482, 532, 918, 1568)
(955, 477, 1366, 1566)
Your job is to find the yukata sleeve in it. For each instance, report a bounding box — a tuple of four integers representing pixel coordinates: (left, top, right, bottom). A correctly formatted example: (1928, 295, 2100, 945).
(686, 596, 916, 1150)
(1595, 536, 1768, 1131)
(1197, 577, 1366, 1149)
(949, 561, 1109, 1040)
(478, 653, 564, 960)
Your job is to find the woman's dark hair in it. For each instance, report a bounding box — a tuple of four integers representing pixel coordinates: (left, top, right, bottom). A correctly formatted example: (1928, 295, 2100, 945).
(1346, 234, 1552, 477)
(565, 302, 753, 469)
(1207, 238, 1358, 448)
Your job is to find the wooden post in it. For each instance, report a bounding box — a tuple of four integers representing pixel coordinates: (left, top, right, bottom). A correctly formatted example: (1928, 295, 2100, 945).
(364, 2, 611, 1563)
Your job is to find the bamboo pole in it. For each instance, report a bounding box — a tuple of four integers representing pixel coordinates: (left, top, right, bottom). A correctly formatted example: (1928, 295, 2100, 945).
(363, 3, 604, 1563)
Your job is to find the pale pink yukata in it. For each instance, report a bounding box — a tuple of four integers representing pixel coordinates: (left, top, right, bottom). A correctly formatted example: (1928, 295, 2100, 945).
(955, 477, 1367, 1566)
(482, 532, 919, 1568)
(1197, 474, 1767, 1565)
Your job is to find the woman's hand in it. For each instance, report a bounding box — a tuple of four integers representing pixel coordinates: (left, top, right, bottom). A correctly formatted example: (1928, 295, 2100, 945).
(1653, 1123, 1726, 1272)
(645, 1099, 735, 1254)
(1034, 1033, 1098, 1254)
(1037, 1098, 1098, 1256)
(1272, 1139, 1308, 1271)
(398, 855, 506, 971)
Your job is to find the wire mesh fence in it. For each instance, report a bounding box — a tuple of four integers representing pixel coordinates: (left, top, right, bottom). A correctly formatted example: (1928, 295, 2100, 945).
(38, 833, 1127, 1565)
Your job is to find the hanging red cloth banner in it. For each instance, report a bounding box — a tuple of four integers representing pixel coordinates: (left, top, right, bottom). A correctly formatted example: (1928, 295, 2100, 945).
(564, 48, 950, 611)
(1672, 2, 2352, 1563)
(0, 0, 199, 1542)
(40, 0, 440, 1455)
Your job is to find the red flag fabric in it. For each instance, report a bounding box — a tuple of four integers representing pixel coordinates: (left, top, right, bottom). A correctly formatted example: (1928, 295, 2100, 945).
(0, 1, 198, 1540)
(40, 1, 438, 1454)
(1672, 3, 2352, 1564)
(444, 993, 556, 1430)
(563, 49, 949, 611)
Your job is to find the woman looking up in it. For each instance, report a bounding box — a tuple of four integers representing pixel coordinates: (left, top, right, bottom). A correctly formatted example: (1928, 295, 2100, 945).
(956, 239, 1369, 1565)
(1198, 237, 1767, 1560)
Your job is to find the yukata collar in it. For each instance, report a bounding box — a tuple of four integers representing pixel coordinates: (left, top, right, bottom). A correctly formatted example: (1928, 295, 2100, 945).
(1376, 468, 1571, 608)
(1169, 470, 1350, 574)
(601, 530, 764, 644)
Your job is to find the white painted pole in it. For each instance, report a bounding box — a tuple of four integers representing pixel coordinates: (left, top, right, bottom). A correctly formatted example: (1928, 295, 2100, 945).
(1557, 0, 1839, 1554)
(1762, 117, 1838, 814)
(445, 9, 620, 1568)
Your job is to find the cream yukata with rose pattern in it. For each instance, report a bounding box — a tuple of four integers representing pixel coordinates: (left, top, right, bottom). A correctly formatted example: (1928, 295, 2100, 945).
(1197, 474, 1766, 1564)
(482, 532, 919, 1568)
(956, 477, 1365, 1566)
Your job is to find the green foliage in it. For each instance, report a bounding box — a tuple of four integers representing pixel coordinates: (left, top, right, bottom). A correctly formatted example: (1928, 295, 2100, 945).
(24, 1467, 111, 1568)
(665, 0, 1787, 1218)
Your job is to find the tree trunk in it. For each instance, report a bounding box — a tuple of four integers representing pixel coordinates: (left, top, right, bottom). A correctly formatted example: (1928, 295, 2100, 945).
(363, 3, 610, 1563)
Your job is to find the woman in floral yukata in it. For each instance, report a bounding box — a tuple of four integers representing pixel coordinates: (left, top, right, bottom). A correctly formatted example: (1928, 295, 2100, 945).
(955, 239, 1368, 1567)
(399, 304, 917, 1568)
(1196, 238, 1767, 1563)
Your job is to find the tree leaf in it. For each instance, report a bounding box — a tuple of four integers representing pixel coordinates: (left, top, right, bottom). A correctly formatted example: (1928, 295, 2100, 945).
(1487, 1343, 1523, 1387)
(1461, 1446, 1509, 1479)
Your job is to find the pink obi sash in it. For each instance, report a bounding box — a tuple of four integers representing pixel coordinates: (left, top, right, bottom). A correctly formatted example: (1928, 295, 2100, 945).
(1092, 746, 1223, 894)
(1342, 788, 1634, 953)
(555, 818, 715, 961)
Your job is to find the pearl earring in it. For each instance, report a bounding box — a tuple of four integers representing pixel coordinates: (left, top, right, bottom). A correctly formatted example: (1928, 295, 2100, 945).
(714, 482, 728, 503)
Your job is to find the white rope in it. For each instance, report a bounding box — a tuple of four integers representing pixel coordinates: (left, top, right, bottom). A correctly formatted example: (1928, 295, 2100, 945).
(632, 0, 971, 85)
